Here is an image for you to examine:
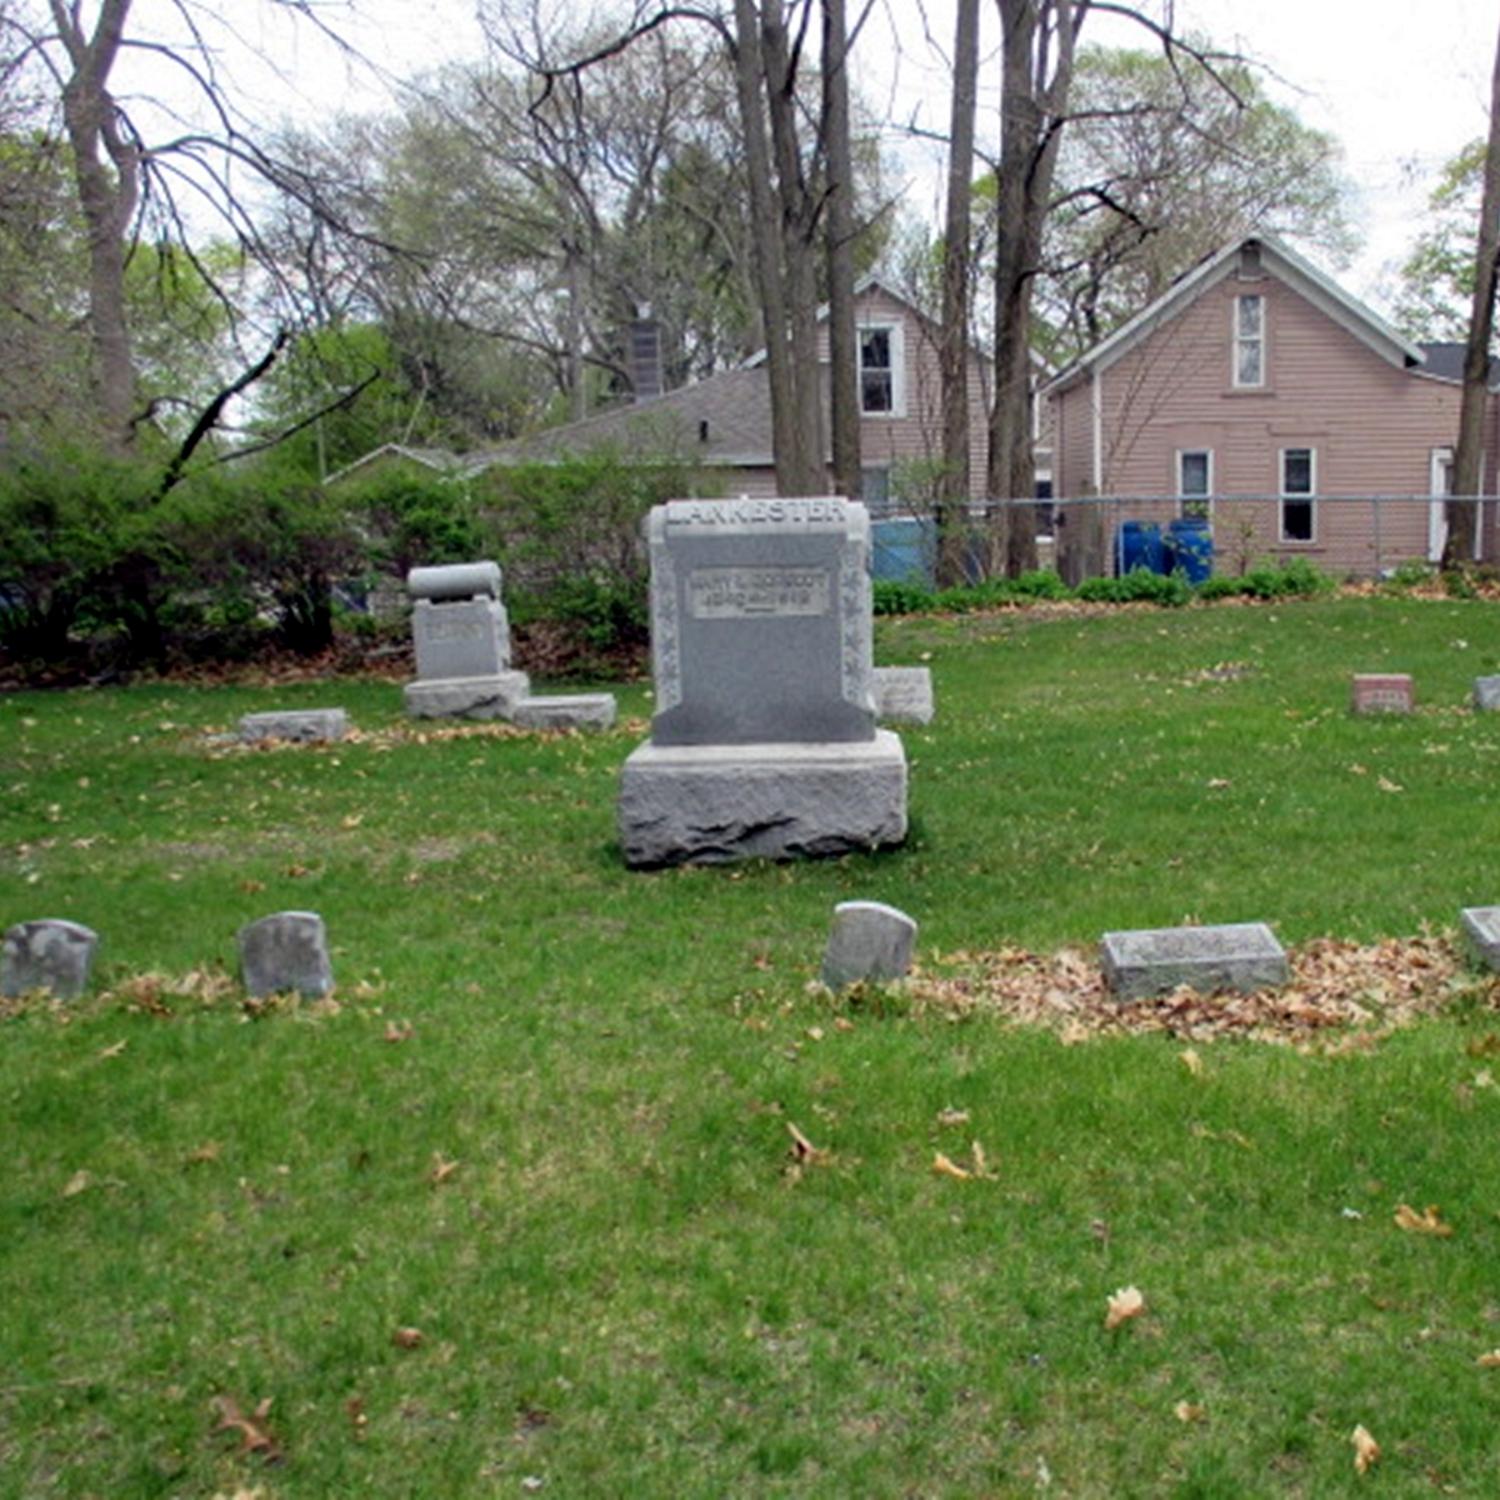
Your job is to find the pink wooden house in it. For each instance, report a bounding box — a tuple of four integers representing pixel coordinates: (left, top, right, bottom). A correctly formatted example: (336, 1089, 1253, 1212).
(1043, 235, 1499, 577)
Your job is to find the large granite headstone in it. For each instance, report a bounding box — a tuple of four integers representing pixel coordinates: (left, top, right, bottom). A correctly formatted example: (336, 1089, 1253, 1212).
(403, 561, 530, 718)
(238, 910, 334, 998)
(1101, 922, 1288, 999)
(1, 919, 98, 999)
(618, 497, 907, 866)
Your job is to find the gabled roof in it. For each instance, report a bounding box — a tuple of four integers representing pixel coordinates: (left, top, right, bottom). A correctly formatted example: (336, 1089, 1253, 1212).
(324, 442, 471, 486)
(1042, 235, 1428, 398)
(1414, 341, 1500, 388)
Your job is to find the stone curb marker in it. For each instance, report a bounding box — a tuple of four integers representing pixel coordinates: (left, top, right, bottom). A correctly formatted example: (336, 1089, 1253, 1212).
(872, 666, 935, 726)
(238, 708, 349, 744)
(1100, 922, 1289, 999)
(1, 919, 99, 1000)
(820, 901, 918, 989)
(1460, 907, 1500, 971)
(1350, 673, 1412, 715)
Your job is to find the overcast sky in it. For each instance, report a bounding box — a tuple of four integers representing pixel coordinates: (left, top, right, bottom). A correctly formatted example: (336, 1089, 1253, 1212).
(118, 0, 1500, 313)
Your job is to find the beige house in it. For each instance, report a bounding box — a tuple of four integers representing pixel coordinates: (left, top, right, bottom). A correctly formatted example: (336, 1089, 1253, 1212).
(331, 278, 1013, 514)
(1043, 235, 1498, 576)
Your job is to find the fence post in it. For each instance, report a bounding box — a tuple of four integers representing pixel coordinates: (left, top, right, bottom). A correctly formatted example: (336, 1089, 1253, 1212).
(1372, 495, 1382, 578)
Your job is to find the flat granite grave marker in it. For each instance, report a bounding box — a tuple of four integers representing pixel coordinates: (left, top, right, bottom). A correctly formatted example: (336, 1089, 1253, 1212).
(1460, 907, 1500, 971)
(239, 708, 349, 744)
(1473, 676, 1500, 712)
(820, 901, 918, 988)
(1101, 922, 1288, 999)
(403, 560, 530, 719)
(618, 497, 907, 866)
(1, 919, 98, 999)
(1350, 673, 1413, 714)
(238, 910, 334, 998)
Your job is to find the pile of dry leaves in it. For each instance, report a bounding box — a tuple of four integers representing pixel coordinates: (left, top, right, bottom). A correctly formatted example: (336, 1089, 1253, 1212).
(903, 933, 1499, 1047)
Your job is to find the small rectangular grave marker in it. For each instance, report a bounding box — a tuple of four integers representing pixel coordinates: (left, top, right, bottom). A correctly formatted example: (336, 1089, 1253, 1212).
(239, 708, 349, 744)
(872, 666, 934, 725)
(1473, 676, 1500, 712)
(1460, 906, 1500, 971)
(238, 910, 334, 997)
(821, 901, 917, 988)
(1101, 922, 1288, 999)
(1351, 673, 1413, 714)
(508, 695, 617, 732)
(1, 919, 98, 999)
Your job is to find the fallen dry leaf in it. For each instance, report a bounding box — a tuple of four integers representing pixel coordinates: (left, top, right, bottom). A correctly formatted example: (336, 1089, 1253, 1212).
(1174, 1400, 1206, 1423)
(1377, 776, 1405, 794)
(932, 1152, 973, 1180)
(786, 1122, 830, 1166)
(1105, 1285, 1146, 1330)
(392, 1327, 424, 1349)
(969, 1140, 995, 1178)
(61, 1169, 91, 1198)
(383, 1020, 414, 1043)
(185, 1142, 221, 1165)
(1179, 1047, 1204, 1076)
(211, 1395, 283, 1463)
(429, 1153, 461, 1185)
(1476, 1349, 1500, 1368)
(98, 1039, 128, 1059)
(347, 1394, 368, 1439)
(1351, 1423, 1380, 1474)
(1394, 1202, 1453, 1237)
(936, 1107, 971, 1127)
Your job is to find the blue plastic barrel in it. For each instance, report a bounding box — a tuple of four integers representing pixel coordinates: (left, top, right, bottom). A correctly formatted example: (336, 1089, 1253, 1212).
(1166, 516, 1214, 583)
(1115, 520, 1164, 577)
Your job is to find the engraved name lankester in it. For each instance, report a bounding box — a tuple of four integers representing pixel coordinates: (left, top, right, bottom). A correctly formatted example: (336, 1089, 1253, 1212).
(688, 567, 830, 619)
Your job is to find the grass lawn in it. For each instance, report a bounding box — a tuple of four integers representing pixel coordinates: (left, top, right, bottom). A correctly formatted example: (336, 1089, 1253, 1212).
(3, 592, 1500, 1497)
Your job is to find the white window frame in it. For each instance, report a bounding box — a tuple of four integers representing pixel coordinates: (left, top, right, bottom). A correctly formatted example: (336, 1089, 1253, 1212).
(858, 321, 906, 418)
(1176, 448, 1213, 520)
(1279, 446, 1316, 544)
(1233, 293, 1265, 389)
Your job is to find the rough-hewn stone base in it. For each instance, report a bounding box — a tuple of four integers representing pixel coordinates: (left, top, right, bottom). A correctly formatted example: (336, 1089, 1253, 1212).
(403, 672, 530, 719)
(618, 731, 908, 867)
(872, 666, 934, 725)
(509, 694, 617, 731)
(1101, 922, 1288, 999)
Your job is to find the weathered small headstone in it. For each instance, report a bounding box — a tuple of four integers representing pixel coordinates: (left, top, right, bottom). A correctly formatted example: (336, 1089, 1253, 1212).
(508, 695, 617, 732)
(1100, 922, 1288, 999)
(618, 497, 907, 866)
(1473, 676, 1500, 712)
(872, 666, 935, 725)
(820, 901, 918, 988)
(239, 708, 349, 744)
(238, 911, 334, 998)
(1460, 906, 1500, 971)
(1, 919, 98, 999)
(1350, 673, 1413, 714)
(403, 560, 530, 718)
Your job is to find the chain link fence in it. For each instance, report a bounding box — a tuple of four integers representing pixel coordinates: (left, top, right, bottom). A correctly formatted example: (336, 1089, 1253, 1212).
(868, 495, 1500, 588)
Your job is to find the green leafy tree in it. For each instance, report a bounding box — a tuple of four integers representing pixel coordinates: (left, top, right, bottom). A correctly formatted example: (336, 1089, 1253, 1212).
(1393, 140, 1486, 343)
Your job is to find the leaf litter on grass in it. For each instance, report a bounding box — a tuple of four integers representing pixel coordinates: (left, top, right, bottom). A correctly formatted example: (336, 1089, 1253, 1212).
(905, 933, 1493, 1046)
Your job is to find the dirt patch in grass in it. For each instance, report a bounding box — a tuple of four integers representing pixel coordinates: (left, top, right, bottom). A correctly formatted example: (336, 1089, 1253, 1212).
(907, 933, 1500, 1047)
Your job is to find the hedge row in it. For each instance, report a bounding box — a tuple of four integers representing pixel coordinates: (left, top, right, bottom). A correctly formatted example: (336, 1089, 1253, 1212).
(0, 446, 702, 681)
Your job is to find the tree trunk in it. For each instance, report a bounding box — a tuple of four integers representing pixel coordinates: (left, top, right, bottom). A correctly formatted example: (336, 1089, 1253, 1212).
(51, 0, 139, 448)
(1448, 13, 1500, 567)
(730, 0, 824, 495)
(938, 0, 980, 584)
(823, 0, 861, 500)
(988, 0, 1078, 577)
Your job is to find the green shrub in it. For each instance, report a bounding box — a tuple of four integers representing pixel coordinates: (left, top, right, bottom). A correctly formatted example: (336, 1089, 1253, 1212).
(872, 578, 936, 616)
(1076, 567, 1192, 607)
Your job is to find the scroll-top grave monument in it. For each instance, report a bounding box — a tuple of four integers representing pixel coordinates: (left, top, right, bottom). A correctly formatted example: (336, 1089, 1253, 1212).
(403, 560, 530, 719)
(618, 497, 908, 866)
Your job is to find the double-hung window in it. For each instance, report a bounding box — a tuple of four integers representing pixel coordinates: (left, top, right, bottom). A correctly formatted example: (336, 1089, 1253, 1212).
(1280, 447, 1315, 542)
(1177, 449, 1212, 520)
(1234, 294, 1265, 388)
(859, 324, 904, 416)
